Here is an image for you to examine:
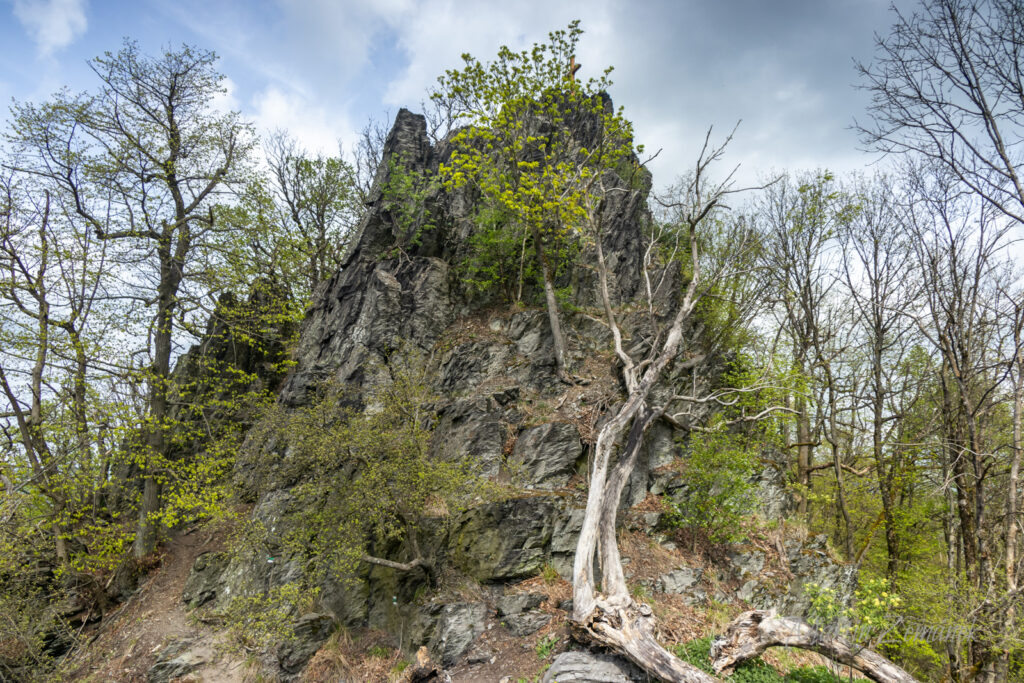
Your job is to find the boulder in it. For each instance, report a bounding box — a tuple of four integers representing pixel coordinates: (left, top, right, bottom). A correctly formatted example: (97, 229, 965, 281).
(495, 592, 545, 616)
(728, 550, 765, 578)
(502, 611, 551, 636)
(182, 551, 229, 608)
(659, 567, 703, 596)
(147, 639, 208, 683)
(431, 602, 486, 667)
(542, 651, 647, 682)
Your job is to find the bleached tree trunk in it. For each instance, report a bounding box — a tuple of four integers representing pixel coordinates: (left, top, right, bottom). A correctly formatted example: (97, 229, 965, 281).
(569, 132, 727, 682)
(711, 610, 918, 683)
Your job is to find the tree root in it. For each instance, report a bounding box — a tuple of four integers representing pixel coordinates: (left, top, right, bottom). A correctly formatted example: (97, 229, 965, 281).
(571, 600, 718, 682)
(711, 610, 918, 683)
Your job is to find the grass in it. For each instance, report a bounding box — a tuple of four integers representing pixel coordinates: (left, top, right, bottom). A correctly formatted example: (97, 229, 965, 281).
(535, 634, 559, 660)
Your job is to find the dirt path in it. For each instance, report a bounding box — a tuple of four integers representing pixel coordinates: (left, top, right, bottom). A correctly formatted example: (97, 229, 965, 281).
(61, 525, 248, 682)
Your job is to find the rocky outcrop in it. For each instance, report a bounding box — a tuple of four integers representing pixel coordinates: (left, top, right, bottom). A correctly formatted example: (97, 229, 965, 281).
(182, 551, 229, 608)
(278, 613, 335, 675)
(448, 497, 558, 581)
(191, 102, 858, 679)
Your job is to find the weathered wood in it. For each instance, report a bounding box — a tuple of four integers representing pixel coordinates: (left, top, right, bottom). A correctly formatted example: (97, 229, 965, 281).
(711, 610, 918, 683)
(572, 601, 718, 683)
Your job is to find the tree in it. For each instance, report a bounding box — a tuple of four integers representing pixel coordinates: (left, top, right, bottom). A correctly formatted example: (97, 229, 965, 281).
(570, 128, 762, 681)
(904, 163, 1017, 679)
(840, 174, 924, 578)
(264, 131, 362, 296)
(432, 21, 636, 383)
(756, 171, 852, 519)
(7, 41, 255, 557)
(857, 0, 1024, 224)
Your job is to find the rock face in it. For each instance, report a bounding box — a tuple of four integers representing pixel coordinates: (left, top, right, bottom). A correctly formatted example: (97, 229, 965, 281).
(182, 551, 229, 608)
(278, 613, 335, 675)
(185, 103, 855, 678)
(510, 422, 582, 489)
(448, 497, 557, 581)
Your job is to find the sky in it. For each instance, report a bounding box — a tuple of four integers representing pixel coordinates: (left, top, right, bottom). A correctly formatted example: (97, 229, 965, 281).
(0, 0, 913, 189)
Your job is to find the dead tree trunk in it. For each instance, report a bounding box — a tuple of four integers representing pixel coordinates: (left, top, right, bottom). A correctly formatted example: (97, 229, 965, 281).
(711, 610, 919, 683)
(569, 131, 730, 683)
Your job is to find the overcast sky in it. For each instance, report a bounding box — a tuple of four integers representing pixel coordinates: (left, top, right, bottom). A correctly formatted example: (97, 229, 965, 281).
(1, 0, 913, 188)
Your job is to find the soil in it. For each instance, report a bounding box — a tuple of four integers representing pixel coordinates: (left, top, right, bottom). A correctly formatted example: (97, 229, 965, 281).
(60, 522, 248, 682)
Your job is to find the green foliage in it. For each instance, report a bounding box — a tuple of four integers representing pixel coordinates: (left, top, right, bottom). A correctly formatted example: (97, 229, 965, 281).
(460, 204, 535, 300)
(540, 563, 561, 584)
(243, 351, 477, 586)
(535, 634, 559, 660)
(219, 582, 319, 652)
(806, 577, 901, 647)
(432, 21, 637, 303)
(367, 644, 391, 658)
(380, 154, 439, 257)
(665, 425, 760, 544)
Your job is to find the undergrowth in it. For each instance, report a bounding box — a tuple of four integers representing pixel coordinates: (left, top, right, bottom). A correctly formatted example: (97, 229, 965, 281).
(672, 637, 869, 682)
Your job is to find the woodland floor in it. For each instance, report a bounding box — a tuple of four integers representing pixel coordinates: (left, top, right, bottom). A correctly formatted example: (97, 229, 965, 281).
(60, 524, 248, 683)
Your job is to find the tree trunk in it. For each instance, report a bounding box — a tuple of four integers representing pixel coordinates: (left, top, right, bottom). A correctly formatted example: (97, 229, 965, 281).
(712, 610, 919, 683)
(133, 251, 177, 558)
(531, 226, 572, 383)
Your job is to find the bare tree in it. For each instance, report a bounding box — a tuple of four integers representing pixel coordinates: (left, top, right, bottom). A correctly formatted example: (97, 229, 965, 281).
(904, 163, 1016, 680)
(840, 174, 924, 578)
(756, 171, 849, 518)
(857, 0, 1024, 224)
(264, 130, 361, 296)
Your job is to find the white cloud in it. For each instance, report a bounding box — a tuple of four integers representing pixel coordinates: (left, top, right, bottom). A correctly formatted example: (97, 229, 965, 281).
(380, 0, 610, 108)
(209, 76, 241, 116)
(12, 0, 88, 57)
(249, 85, 355, 155)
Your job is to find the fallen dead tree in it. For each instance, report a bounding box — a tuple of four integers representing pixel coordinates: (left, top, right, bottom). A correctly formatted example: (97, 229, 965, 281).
(711, 610, 918, 683)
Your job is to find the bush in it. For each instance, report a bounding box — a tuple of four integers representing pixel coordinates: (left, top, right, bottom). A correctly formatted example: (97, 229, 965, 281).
(664, 428, 759, 544)
(242, 350, 478, 586)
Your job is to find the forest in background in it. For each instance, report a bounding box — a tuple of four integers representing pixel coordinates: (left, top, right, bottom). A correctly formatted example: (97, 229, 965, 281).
(1, 1, 1023, 681)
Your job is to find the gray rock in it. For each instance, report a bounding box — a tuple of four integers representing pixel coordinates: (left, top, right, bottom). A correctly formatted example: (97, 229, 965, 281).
(659, 567, 703, 595)
(548, 506, 585, 579)
(503, 611, 551, 636)
(147, 639, 207, 683)
(542, 651, 647, 682)
(182, 551, 229, 608)
(752, 449, 793, 518)
(729, 550, 765, 578)
(275, 255, 453, 409)
(432, 602, 486, 667)
(432, 397, 505, 477)
(278, 613, 335, 674)
(496, 592, 545, 616)
(511, 422, 582, 489)
(737, 580, 759, 602)
(448, 497, 556, 581)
